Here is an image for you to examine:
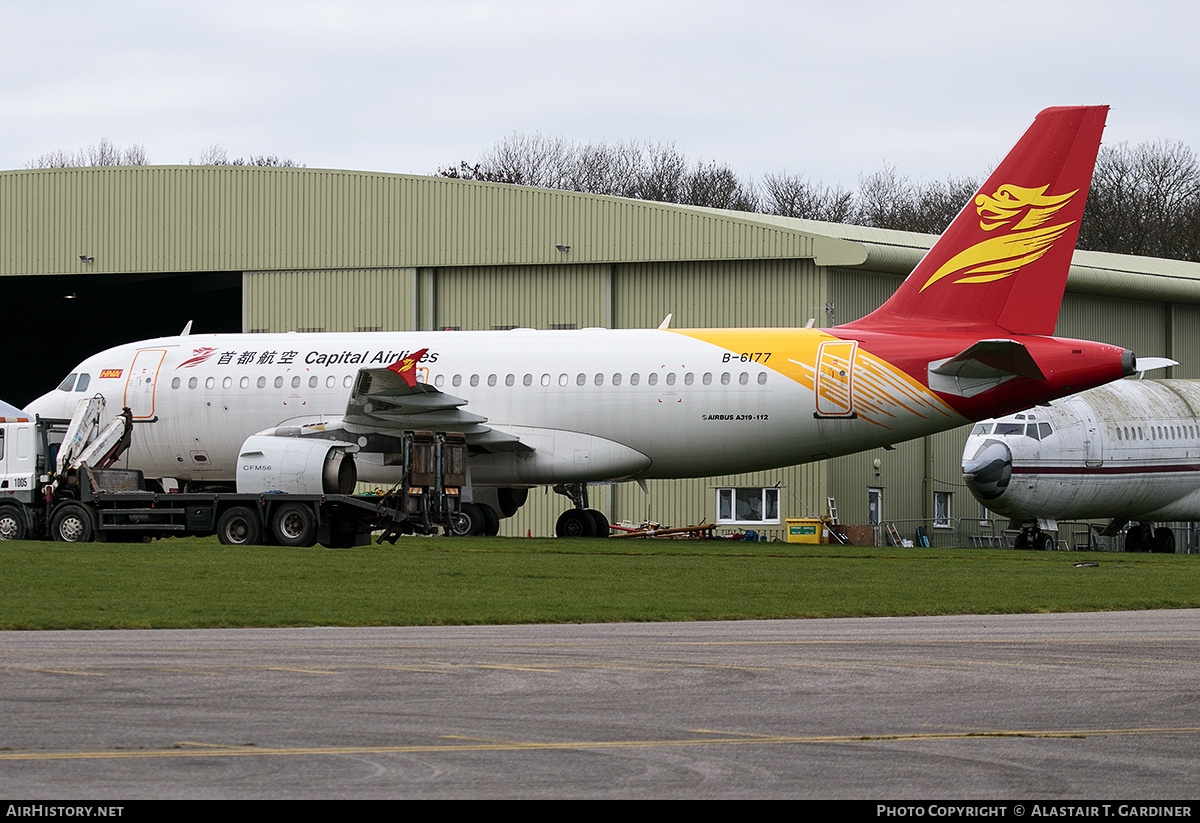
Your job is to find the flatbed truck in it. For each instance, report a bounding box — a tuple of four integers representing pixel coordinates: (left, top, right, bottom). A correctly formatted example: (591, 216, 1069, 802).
(0, 399, 470, 546)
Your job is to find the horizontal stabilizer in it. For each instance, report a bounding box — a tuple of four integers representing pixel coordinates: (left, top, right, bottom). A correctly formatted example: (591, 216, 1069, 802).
(1134, 357, 1178, 374)
(928, 339, 1045, 398)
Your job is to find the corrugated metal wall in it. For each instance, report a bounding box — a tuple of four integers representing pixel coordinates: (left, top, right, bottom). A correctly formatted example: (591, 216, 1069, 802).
(1170, 304, 1200, 379)
(435, 265, 608, 330)
(1056, 293, 1168, 361)
(0, 167, 823, 277)
(245, 269, 415, 333)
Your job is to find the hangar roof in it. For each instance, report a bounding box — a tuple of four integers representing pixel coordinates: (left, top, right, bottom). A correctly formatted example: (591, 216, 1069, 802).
(677, 206, 1200, 304)
(0, 166, 864, 276)
(2, 165, 1198, 302)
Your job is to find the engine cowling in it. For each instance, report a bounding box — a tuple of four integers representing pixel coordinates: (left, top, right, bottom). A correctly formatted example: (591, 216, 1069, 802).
(237, 434, 358, 495)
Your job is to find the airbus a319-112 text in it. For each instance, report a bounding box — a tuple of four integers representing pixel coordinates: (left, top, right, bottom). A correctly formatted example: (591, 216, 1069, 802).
(25, 106, 1146, 538)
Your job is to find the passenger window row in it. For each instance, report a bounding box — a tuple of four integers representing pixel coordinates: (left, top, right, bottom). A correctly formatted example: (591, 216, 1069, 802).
(437, 372, 768, 389)
(156, 371, 772, 392)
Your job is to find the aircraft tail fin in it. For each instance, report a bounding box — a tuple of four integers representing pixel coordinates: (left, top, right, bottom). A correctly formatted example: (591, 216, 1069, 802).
(845, 106, 1108, 336)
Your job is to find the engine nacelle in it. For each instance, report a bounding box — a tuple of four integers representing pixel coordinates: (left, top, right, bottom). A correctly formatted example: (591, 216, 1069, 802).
(237, 434, 358, 495)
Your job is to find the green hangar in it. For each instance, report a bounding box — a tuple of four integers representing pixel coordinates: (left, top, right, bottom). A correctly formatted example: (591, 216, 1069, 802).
(3, 165, 1199, 538)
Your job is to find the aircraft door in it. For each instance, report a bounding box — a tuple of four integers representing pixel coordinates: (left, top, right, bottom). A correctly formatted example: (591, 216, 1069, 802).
(815, 340, 858, 417)
(1065, 396, 1103, 467)
(124, 349, 167, 420)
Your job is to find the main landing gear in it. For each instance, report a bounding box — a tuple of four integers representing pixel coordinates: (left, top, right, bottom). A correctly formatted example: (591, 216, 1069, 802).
(1012, 526, 1055, 551)
(1124, 522, 1176, 553)
(553, 482, 609, 538)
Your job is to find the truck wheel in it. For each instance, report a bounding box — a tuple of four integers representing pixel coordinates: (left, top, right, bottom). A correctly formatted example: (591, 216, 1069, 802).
(448, 502, 485, 537)
(271, 503, 317, 547)
(323, 517, 359, 548)
(0, 506, 27, 540)
(51, 503, 95, 543)
(217, 507, 262, 546)
(478, 503, 501, 536)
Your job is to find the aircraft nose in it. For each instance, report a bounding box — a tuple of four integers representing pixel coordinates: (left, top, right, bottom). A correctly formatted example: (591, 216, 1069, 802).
(24, 390, 68, 421)
(962, 439, 1013, 501)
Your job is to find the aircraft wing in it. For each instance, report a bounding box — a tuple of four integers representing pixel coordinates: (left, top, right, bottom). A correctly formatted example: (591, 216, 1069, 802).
(344, 357, 530, 452)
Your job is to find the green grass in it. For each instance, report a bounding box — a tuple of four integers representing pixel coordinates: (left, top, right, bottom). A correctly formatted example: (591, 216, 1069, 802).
(1, 536, 1198, 629)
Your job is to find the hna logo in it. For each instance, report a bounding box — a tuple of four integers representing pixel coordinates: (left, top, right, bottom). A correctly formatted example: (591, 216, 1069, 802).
(919, 183, 1078, 293)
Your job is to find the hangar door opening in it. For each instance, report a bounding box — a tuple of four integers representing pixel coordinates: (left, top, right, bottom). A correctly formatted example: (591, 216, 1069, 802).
(0, 271, 242, 408)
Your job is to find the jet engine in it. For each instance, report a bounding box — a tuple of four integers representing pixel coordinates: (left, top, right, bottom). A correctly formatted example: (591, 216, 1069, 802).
(236, 434, 358, 495)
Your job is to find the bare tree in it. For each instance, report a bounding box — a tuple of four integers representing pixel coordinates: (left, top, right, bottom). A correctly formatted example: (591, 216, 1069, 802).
(445, 132, 1200, 262)
(1079, 140, 1200, 261)
(27, 138, 148, 168)
(683, 161, 759, 211)
(762, 172, 854, 222)
(189, 143, 305, 167)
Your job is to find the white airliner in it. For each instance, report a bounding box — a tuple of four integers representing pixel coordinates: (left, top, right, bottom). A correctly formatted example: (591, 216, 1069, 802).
(963, 378, 1198, 553)
(24, 107, 1144, 537)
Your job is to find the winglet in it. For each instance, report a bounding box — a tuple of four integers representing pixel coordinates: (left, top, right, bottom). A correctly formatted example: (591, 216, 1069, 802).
(845, 106, 1109, 336)
(386, 348, 429, 388)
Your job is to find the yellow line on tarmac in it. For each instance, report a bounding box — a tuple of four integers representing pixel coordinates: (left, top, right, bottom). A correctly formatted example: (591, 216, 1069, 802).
(4, 727, 1200, 762)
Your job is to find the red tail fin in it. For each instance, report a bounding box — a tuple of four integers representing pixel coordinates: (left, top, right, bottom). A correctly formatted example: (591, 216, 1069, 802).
(845, 106, 1108, 336)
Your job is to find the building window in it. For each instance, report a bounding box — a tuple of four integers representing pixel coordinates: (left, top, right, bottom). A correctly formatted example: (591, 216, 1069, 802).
(934, 491, 952, 529)
(715, 487, 780, 525)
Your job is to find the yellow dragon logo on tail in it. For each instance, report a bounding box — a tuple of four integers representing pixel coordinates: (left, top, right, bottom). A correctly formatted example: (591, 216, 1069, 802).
(919, 184, 1078, 293)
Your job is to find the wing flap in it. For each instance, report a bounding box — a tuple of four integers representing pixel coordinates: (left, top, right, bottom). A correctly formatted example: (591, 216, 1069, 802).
(345, 366, 531, 452)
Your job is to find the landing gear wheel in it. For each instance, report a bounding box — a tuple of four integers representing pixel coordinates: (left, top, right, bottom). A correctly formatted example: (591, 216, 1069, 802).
(1153, 527, 1176, 554)
(556, 509, 597, 538)
(449, 502, 485, 537)
(271, 503, 317, 547)
(0, 505, 27, 541)
(1125, 525, 1146, 552)
(51, 503, 94, 543)
(585, 509, 610, 538)
(217, 506, 262, 546)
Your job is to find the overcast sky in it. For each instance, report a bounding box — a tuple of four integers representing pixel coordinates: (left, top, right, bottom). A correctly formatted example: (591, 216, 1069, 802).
(5, 0, 1198, 190)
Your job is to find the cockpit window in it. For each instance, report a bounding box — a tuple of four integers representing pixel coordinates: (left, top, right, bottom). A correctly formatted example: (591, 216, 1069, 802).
(1039, 422, 1052, 439)
(56, 373, 77, 392)
(1025, 424, 1040, 440)
(75, 373, 90, 392)
(972, 423, 993, 436)
(995, 423, 1024, 436)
